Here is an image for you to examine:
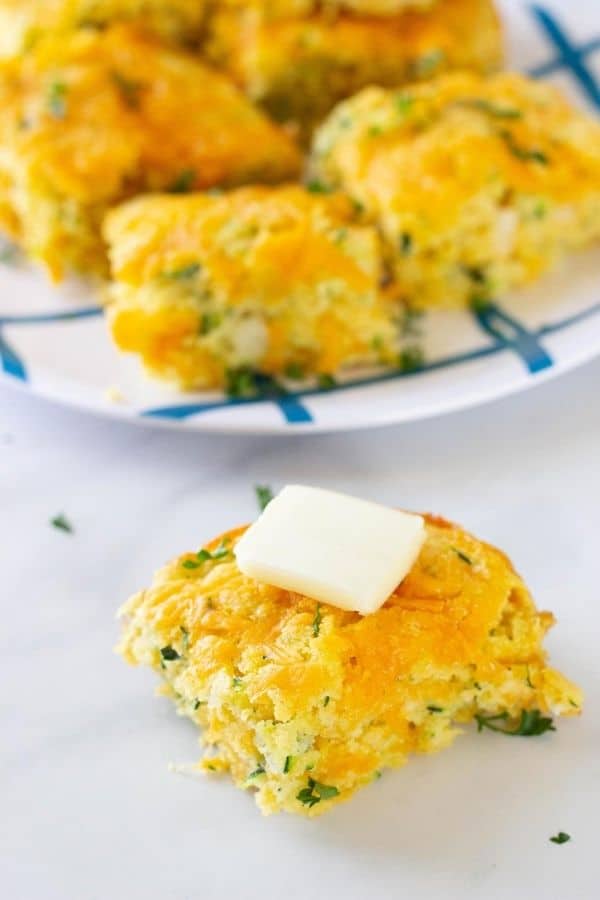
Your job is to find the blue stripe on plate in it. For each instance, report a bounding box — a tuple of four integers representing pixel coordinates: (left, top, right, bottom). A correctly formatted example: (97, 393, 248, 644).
(141, 301, 600, 422)
(0, 307, 103, 326)
(529, 5, 600, 109)
(473, 303, 553, 374)
(0, 330, 27, 381)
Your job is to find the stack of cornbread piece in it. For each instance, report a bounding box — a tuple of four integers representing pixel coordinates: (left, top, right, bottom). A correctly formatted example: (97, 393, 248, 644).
(0, 0, 599, 391)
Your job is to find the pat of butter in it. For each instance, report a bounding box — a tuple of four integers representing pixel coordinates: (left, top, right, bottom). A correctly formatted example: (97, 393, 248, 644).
(235, 485, 425, 615)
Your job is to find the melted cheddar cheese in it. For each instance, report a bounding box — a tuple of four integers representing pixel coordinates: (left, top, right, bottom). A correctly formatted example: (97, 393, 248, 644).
(312, 71, 600, 307)
(0, 25, 301, 278)
(118, 514, 582, 816)
(207, 0, 502, 139)
(104, 186, 397, 389)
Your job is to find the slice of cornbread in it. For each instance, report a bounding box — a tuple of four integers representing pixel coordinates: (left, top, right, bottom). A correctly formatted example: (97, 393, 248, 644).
(104, 186, 398, 390)
(118, 515, 582, 817)
(311, 71, 600, 308)
(206, 0, 502, 139)
(0, 0, 208, 59)
(0, 25, 301, 279)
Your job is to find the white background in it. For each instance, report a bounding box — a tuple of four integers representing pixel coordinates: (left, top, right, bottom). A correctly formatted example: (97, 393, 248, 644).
(2, 355, 599, 900)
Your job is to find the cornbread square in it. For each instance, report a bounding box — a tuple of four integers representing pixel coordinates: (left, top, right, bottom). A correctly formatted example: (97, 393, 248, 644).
(206, 0, 502, 139)
(311, 72, 600, 308)
(0, 0, 208, 59)
(118, 515, 582, 817)
(0, 25, 301, 278)
(104, 186, 398, 390)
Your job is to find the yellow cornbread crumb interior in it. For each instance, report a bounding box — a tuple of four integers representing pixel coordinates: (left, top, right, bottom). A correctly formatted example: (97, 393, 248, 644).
(118, 514, 582, 817)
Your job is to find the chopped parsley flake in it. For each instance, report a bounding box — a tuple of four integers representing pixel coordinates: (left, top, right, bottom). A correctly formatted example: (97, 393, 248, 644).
(232, 676, 244, 690)
(112, 71, 144, 109)
(453, 548, 473, 565)
(50, 513, 73, 534)
(395, 93, 414, 116)
(297, 778, 339, 808)
(400, 232, 413, 255)
(225, 367, 258, 398)
(427, 705, 444, 713)
(550, 832, 571, 845)
(411, 49, 445, 79)
(168, 169, 196, 193)
(160, 646, 180, 662)
(283, 755, 293, 774)
(398, 346, 425, 373)
(193, 700, 205, 710)
(182, 540, 230, 570)
(284, 362, 305, 380)
(317, 373, 336, 390)
(306, 179, 331, 194)
(164, 262, 201, 280)
(0, 240, 19, 264)
(323, 695, 331, 707)
(255, 485, 274, 512)
(500, 130, 549, 165)
(248, 766, 265, 779)
(312, 603, 323, 637)
(475, 709, 555, 737)
(199, 312, 221, 335)
(47, 81, 68, 119)
(461, 99, 522, 119)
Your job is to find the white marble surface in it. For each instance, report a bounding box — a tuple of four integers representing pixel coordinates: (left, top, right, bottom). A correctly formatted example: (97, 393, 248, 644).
(2, 362, 600, 900)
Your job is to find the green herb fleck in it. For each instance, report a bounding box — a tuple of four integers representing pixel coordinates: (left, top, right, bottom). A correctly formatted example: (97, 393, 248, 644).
(255, 485, 274, 512)
(247, 766, 265, 779)
(297, 777, 339, 808)
(411, 49, 445, 79)
(398, 346, 425, 373)
(460, 99, 522, 119)
(475, 709, 555, 737)
(500, 130, 549, 165)
(0, 241, 19, 264)
(199, 312, 221, 335)
(306, 179, 330, 194)
(427, 705, 444, 713)
(47, 80, 68, 119)
(395, 93, 414, 116)
(283, 755, 293, 774)
(568, 698, 579, 708)
(50, 513, 73, 534)
(323, 695, 330, 707)
(112, 71, 144, 109)
(168, 169, 196, 194)
(312, 603, 322, 637)
(232, 676, 244, 690)
(182, 540, 230, 571)
(225, 366, 258, 398)
(284, 362, 305, 381)
(164, 262, 201, 280)
(193, 700, 205, 710)
(453, 547, 473, 565)
(160, 646, 180, 662)
(550, 832, 571, 845)
(400, 232, 413, 255)
(317, 373, 337, 390)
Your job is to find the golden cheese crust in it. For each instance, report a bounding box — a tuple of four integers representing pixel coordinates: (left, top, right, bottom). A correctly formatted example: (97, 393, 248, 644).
(0, 0, 208, 59)
(311, 71, 600, 308)
(0, 25, 301, 278)
(104, 186, 398, 389)
(207, 0, 502, 139)
(118, 514, 582, 816)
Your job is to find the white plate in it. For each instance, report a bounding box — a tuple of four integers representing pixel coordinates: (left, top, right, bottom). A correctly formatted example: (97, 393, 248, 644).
(1, 0, 599, 434)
